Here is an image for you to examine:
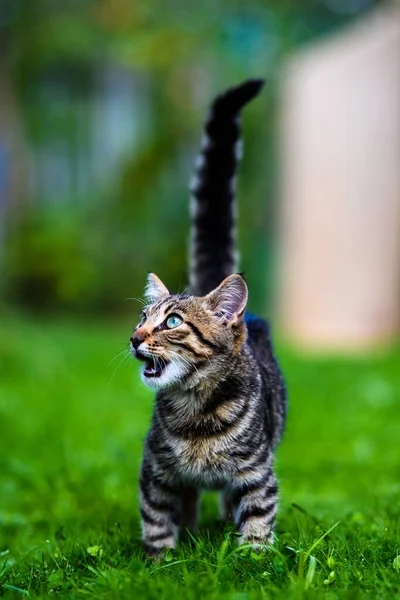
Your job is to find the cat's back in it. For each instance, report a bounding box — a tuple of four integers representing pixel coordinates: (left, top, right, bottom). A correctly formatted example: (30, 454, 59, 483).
(245, 312, 287, 448)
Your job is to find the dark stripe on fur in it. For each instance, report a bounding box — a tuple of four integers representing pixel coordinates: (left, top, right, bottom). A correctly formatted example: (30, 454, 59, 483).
(167, 330, 190, 341)
(160, 399, 249, 439)
(141, 461, 175, 491)
(140, 472, 180, 521)
(140, 506, 167, 527)
(202, 372, 253, 414)
(235, 452, 268, 476)
(264, 483, 278, 499)
(229, 448, 256, 460)
(185, 321, 220, 351)
(237, 504, 275, 530)
(234, 470, 272, 498)
(146, 530, 174, 543)
(171, 341, 207, 359)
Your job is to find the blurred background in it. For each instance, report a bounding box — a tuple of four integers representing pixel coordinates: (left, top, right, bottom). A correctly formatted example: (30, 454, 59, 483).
(1, 0, 398, 350)
(1, 2, 400, 589)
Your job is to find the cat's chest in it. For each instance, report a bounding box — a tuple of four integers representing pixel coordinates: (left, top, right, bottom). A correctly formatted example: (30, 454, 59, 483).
(157, 389, 248, 486)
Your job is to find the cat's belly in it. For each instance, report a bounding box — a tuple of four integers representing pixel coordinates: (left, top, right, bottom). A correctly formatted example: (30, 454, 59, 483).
(168, 437, 237, 489)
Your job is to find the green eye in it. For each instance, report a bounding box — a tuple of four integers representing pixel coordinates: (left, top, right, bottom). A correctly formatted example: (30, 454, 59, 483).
(166, 314, 183, 329)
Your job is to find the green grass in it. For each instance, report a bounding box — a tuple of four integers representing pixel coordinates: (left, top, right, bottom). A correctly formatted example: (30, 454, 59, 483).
(0, 312, 399, 599)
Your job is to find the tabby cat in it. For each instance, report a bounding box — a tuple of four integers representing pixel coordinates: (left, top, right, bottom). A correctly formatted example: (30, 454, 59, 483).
(130, 79, 287, 555)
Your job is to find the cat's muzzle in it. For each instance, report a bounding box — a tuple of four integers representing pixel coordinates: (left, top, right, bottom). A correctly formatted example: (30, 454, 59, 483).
(134, 349, 170, 379)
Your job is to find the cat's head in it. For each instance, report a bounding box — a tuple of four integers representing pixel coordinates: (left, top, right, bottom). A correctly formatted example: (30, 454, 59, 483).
(130, 273, 248, 390)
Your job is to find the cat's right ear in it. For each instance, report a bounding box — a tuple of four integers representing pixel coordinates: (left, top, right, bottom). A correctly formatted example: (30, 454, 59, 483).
(144, 273, 170, 304)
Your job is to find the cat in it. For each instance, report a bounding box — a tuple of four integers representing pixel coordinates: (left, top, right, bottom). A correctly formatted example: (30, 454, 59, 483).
(130, 79, 287, 556)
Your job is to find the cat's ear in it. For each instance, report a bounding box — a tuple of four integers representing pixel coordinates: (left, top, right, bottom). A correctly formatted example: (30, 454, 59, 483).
(206, 274, 248, 325)
(145, 273, 170, 304)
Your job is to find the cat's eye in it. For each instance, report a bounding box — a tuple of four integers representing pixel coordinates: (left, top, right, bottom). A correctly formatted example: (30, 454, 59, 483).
(139, 312, 147, 326)
(166, 314, 183, 329)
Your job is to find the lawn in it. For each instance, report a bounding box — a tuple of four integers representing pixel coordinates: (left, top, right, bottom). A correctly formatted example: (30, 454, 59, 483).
(0, 311, 399, 599)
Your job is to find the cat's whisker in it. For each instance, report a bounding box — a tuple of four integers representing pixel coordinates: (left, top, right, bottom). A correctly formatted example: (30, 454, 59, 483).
(171, 352, 200, 378)
(126, 296, 147, 306)
(107, 349, 132, 387)
(109, 346, 130, 367)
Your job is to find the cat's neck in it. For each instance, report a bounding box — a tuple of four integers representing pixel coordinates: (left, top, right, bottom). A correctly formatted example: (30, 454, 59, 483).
(156, 344, 255, 414)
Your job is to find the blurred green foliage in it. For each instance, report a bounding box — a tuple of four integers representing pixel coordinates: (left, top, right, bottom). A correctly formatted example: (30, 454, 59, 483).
(1, 0, 382, 314)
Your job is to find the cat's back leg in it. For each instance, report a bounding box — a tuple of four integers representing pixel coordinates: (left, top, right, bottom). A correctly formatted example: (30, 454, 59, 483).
(220, 491, 234, 522)
(180, 486, 200, 534)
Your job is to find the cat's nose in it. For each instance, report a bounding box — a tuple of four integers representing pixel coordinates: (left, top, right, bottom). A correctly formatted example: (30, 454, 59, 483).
(130, 334, 144, 350)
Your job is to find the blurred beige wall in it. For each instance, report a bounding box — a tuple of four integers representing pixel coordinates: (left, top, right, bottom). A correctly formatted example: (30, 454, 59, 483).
(277, 6, 400, 352)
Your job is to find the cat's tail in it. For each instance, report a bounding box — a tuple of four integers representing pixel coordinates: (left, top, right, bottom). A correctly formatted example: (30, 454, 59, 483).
(189, 78, 265, 297)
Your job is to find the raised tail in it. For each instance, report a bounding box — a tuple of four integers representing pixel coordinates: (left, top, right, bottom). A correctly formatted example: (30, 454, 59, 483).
(189, 78, 265, 297)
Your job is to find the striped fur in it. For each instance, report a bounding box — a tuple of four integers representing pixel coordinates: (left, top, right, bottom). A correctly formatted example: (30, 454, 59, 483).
(130, 80, 287, 556)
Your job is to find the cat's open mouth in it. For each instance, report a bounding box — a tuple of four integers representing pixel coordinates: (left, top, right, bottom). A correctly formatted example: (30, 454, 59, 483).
(138, 353, 169, 378)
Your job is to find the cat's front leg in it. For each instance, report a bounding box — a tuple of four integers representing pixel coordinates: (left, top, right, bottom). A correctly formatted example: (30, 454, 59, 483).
(139, 458, 181, 556)
(231, 465, 278, 547)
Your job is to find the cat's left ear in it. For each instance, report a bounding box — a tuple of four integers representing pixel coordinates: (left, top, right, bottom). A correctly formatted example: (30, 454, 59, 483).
(206, 274, 248, 325)
(145, 273, 170, 304)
